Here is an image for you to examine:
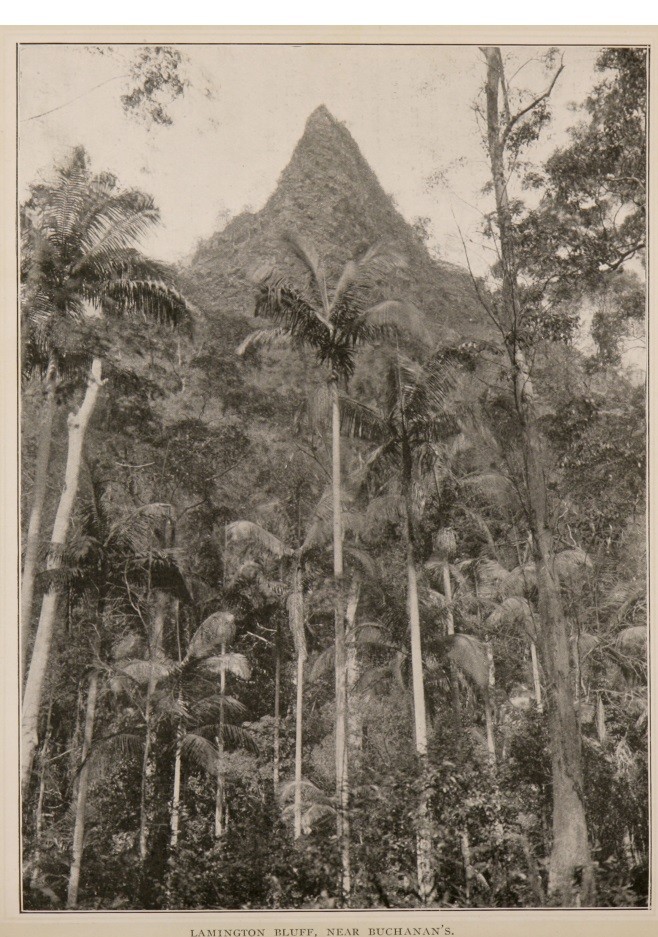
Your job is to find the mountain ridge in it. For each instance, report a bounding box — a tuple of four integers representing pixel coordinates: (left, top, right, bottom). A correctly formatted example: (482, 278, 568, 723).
(184, 105, 487, 342)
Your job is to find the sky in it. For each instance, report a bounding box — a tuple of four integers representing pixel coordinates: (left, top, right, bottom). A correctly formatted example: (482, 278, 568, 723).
(18, 43, 604, 278)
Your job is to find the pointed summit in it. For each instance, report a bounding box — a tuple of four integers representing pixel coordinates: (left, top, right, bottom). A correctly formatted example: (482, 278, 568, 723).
(305, 104, 337, 127)
(186, 107, 486, 339)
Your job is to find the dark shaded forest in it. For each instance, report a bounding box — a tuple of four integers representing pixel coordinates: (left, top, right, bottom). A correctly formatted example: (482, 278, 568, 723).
(20, 46, 647, 910)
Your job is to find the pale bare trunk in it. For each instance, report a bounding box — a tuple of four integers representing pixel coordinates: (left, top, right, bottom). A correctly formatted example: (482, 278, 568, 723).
(291, 561, 306, 840)
(21, 359, 103, 793)
(294, 652, 304, 840)
(273, 624, 281, 792)
(331, 383, 350, 902)
(170, 603, 183, 850)
(21, 369, 57, 674)
(460, 830, 472, 901)
(345, 576, 362, 757)
(484, 639, 497, 764)
(405, 508, 432, 904)
(169, 727, 183, 849)
(66, 668, 99, 908)
(29, 697, 52, 892)
(407, 538, 428, 756)
(482, 48, 592, 904)
(214, 641, 226, 839)
(139, 588, 167, 861)
(442, 563, 462, 730)
(530, 640, 543, 712)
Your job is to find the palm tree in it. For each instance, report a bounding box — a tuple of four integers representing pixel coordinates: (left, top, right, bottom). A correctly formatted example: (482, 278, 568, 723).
(340, 349, 459, 903)
(182, 611, 251, 838)
(226, 518, 309, 840)
(238, 233, 417, 901)
(20, 148, 193, 792)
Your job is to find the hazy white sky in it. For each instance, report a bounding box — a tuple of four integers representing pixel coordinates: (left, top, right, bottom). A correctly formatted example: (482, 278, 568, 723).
(19, 43, 602, 275)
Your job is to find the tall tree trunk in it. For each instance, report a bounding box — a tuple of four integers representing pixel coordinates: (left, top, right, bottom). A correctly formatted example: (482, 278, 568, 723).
(66, 667, 99, 908)
(139, 587, 167, 862)
(291, 560, 306, 840)
(21, 367, 57, 674)
(170, 723, 183, 850)
(405, 510, 433, 904)
(530, 640, 543, 712)
(170, 600, 183, 850)
(331, 381, 350, 902)
(442, 562, 462, 731)
(482, 47, 593, 905)
(294, 651, 304, 840)
(484, 639, 497, 764)
(21, 358, 103, 793)
(273, 621, 281, 792)
(29, 696, 53, 893)
(345, 575, 362, 757)
(214, 641, 226, 839)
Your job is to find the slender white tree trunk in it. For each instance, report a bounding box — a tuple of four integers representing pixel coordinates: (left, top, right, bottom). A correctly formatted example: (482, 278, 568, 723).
(294, 651, 304, 839)
(170, 725, 183, 849)
(66, 668, 99, 908)
(407, 527, 433, 904)
(214, 642, 226, 839)
(139, 588, 167, 862)
(21, 368, 57, 674)
(530, 640, 543, 712)
(291, 560, 306, 840)
(21, 359, 103, 792)
(345, 576, 362, 757)
(407, 538, 428, 756)
(484, 639, 497, 764)
(29, 697, 52, 893)
(273, 623, 281, 792)
(331, 383, 350, 902)
(442, 562, 462, 729)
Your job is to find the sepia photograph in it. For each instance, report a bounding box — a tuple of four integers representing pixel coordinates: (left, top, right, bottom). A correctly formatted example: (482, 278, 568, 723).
(11, 31, 649, 916)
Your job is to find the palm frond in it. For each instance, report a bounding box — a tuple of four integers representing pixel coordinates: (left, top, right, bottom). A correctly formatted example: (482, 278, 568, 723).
(101, 278, 193, 330)
(220, 723, 258, 753)
(236, 326, 291, 356)
(187, 611, 237, 658)
(255, 279, 329, 346)
(279, 776, 331, 803)
(308, 646, 335, 683)
(201, 652, 251, 680)
(348, 299, 431, 346)
(487, 596, 536, 638)
(117, 658, 173, 686)
(226, 520, 292, 559)
(74, 190, 160, 270)
(330, 242, 404, 312)
(191, 694, 248, 722)
(280, 231, 329, 314)
(339, 395, 387, 443)
(181, 732, 217, 774)
(87, 732, 143, 779)
(617, 626, 646, 653)
(441, 634, 490, 690)
(554, 547, 593, 582)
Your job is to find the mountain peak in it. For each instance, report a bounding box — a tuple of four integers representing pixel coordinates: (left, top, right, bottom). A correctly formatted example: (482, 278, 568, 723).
(187, 107, 486, 340)
(306, 104, 337, 127)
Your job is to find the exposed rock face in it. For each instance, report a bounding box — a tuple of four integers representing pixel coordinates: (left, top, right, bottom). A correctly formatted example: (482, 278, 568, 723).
(184, 105, 485, 340)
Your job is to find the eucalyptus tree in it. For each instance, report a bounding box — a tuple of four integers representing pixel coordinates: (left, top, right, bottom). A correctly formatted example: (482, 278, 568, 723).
(341, 350, 459, 903)
(238, 233, 415, 901)
(478, 46, 601, 902)
(21, 148, 193, 792)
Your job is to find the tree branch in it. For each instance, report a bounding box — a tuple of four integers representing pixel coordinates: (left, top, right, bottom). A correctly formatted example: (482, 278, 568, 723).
(502, 58, 565, 145)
